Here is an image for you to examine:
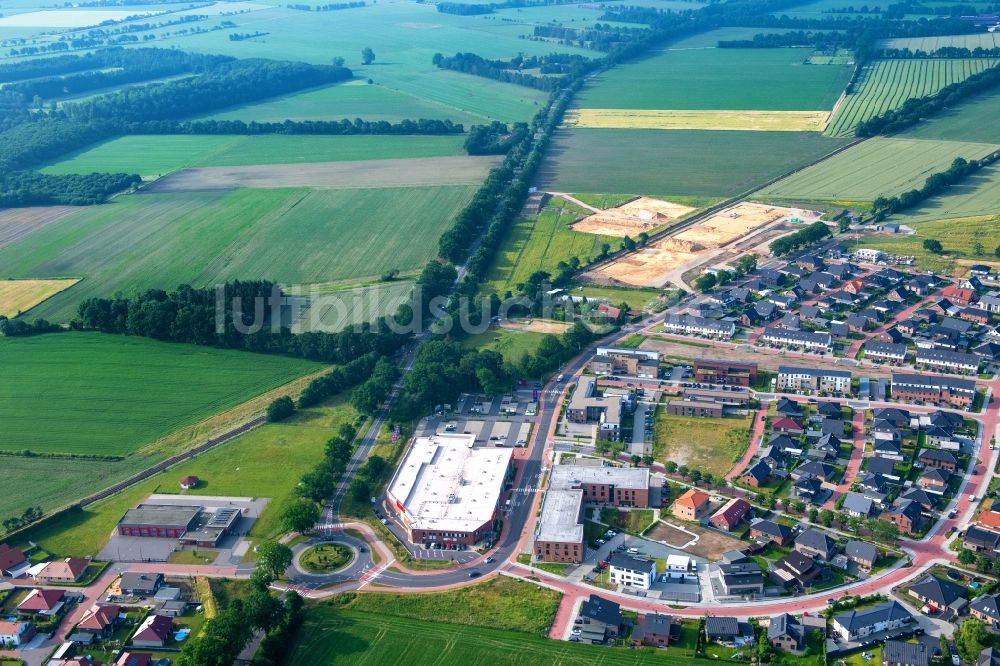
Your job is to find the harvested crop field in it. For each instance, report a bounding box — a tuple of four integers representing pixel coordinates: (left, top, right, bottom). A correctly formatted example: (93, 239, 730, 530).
(759, 137, 1000, 202)
(564, 109, 831, 132)
(0, 278, 79, 317)
(0, 206, 80, 249)
(571, 196, 696, 237)
(592, 202, 805, 286)
(880, 33, 1000, 52)
(143, 156, 501, 192)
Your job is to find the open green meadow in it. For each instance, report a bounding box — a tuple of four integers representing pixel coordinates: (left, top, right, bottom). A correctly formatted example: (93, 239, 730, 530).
(461, 328, 549, 363)
(826, 59, 999, 137)
(288, 609, 696, 666)
(207, 80, 489, 125)
(653, 410, 753, 478)
(902, 88, 1000, 144)
(666, 27, 802, 50)
(14, 393, 357, 557)
(42, 134, 468, 178)
(0, 185, 477, 322)
(574, 47, 851, 111)
(858, 215, 1000, 275)
(0, 332, 320, 456)
(290, 281, 414, 333)
(537, 128, 850, 197)
(485, 205, 618, 296)
(758, 137, 1000, 202)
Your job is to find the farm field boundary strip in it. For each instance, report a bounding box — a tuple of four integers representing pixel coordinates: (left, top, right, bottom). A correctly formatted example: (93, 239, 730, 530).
(563, 108, 831, 132)
(826, 58, 1000, 137)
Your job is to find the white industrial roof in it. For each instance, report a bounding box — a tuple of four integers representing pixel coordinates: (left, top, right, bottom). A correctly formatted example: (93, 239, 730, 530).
(536, 489, 584, 543)
(387, 433, 513, 533)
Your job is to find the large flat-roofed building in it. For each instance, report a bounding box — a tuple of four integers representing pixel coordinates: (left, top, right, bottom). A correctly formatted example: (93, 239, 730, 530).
(534, 489, 585, 563)
(566, 377, 624, 439)
(550, 464, 650, 508)
(891, 373, 976, 407)
(118, 505, 201, 539)
(591, 348, 660, 378)
(693, 360, 758, 387)
(387, 433, 513, 546)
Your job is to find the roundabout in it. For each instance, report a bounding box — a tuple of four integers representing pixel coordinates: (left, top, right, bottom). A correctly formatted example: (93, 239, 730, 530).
(289, 531, 374, 587)
(300, 543, 354, 574)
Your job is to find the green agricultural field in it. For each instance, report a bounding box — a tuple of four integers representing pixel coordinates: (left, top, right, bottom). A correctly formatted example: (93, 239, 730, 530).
(43, 134, 467, 178)
(857, 215, 999, 275)
(903, 89, 1000, 144)
(652, 410, 753, 478)
(537, 128, 850, 198)
(289, 281, 414, 333)
(485, 205, 618, 296)
(288, 609, 694, 666)
(14, 394, 357, 557)
(666, 27, 802, 50)
(880, 32, 1000, 52)
(1, 185, 476, 322)
(890, 163, 1000, 223)
(575, 47, 851, 111)
(826, 59, 999, 137)
(0, 332, 320, 456)
(758, 137, 1000, 202)
(207, 80, 489, 125)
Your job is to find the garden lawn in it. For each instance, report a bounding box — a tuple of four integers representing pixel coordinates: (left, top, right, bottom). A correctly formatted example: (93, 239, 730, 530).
(652, 411, 753, 478)
(288, 609, 696, 665)
(0, 332, 320, 456)
(15, 394, 357, 557)
(42, 134, 468, 178)
(0, 185, 477, 322)
(575, 47, 851, 111)
(537, 129, 850, 198)
(326, 576, 559, 635)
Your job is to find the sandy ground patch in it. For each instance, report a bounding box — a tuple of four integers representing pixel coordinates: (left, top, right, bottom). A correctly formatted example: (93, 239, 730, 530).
(500, 318, 571, 334)
(0, 278, 80, 317)
(646, 522, 696, 549)
(0, 206, 79, 249)
(571, 196, 696, 237)
(564, 108, 831, 132)
(592, 202, 809, 287)
(143, 156, 502, 192)
(680, 524, 744, 561)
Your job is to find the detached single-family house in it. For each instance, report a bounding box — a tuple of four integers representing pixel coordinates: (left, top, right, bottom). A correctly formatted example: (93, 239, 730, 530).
(0, 544, 29, 578)
(608, 552, 656, 590)
(578, 594, 623, 643)
(795, 529, 836, 561)
(0, 620, 36, 648)
(832, 600, 914, 642)
(77, 604, 122, 637)
(34, 557, 88, 583)
(131, 614, 174, 648)
(883, 640, 931, 666)
(845, 540, 879, 571)
(672, 489, 711, 522)
(120, 572, 164, 597)
(710, 498, 752, 532)
(768, 613, 806, 653)
(969, 594, 1000, 631)
(750, 519, 793, 546)
(918, 449, 958, 472)
(965, 526, 1000, 554)
(907, 575, 968, 614)
(741, 460, 773, 488)
(631, 613, 677, 648)
(843, 493, 875, 519)
(16, 588, 65, 616)
(705, 616, 755, 647)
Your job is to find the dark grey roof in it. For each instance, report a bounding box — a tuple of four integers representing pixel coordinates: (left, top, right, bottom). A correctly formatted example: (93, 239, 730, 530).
(775, 398, 802, 415)
(767, 613, 803, 642)
(834, 601, 912, 633)
(795, 529, 835, 554)
(705, 616, 739, 638)
(778, 365, 851, 379)
(965, 526, 1000, 548)
(970, 594, 1000, 621)
(743, 460, 772, 484)
(842, 493, 874, 516)
(867, 458, 897, 477)
(796, 461, 834, 480)
(909, 575, 967, 607)
(608, 552, 652, 574)
(892, 373, 977, 393)
(845, 540, 878, 563)
(120, 572, 162, 592)
(884, 640, 930, 666)
(980, 647, 1000, 666)
(818, 402, 842, 417)
(919, 448, 958, 464)
(751, 519, 792, 540)
(580, 594, 622, 626)
(633, 613, 673, 642)
(901, 487, 936, 508)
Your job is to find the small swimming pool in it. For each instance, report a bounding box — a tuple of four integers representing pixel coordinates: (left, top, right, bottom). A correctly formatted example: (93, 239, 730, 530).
(175, 628, 191, 641)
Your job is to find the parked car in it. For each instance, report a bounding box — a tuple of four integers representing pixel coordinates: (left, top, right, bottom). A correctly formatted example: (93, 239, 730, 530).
(468, 571, 481, 578)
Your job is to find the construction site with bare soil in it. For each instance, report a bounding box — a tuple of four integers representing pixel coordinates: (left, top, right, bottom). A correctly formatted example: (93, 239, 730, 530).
(583, 201, 822, 289)
(569, 196, 696, 237)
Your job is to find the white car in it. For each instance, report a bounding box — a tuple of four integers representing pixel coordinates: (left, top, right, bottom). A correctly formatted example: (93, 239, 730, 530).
(969, 495, 977, 502)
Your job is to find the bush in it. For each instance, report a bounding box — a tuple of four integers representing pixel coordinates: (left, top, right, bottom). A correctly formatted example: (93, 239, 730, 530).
(266, 396, 295, 422)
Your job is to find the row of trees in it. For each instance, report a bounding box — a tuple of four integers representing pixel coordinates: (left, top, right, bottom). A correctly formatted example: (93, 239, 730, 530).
(464, 121, 530, 155)
(298, 353, 385, 408)
(75, 281, 409, 365)
(286, 1, 366, 9)
(432, 51, 596, 91)
(280, 422, 359, 532)
(718, 30, 845, 48)
(870, 155, 997, 220)
(769, 221, 833, 256)
(532, 24, 647, 52)
(128, 117, 464, 137)
(857, 61, 1000, 136)
(436, 0, 579, 15)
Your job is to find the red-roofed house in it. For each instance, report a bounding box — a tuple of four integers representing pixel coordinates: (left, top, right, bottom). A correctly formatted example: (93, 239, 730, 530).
(0, 619, 36, 647)
(672, 489, 711, 522)
(34, 557, 88, 583)
(16, 588, 65, 615)
(179, 476, 200, 490)
(942, 285, 975, 305)
(131, 614, 173, 648)
(597, 303, 623, 320)
(78, 604, 122, 637)
(709, 498, 752, 532)
(115, 653, 153, 666)
(772, 418, 804, 435)
(0, 543, 28, 577)
(978, 510, 1000, 531)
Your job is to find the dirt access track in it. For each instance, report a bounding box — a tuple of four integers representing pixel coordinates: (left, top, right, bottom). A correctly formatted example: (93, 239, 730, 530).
(142, 155, 502, 192)
(588, 202, 820, 288)
(571, 196, 696, 238)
